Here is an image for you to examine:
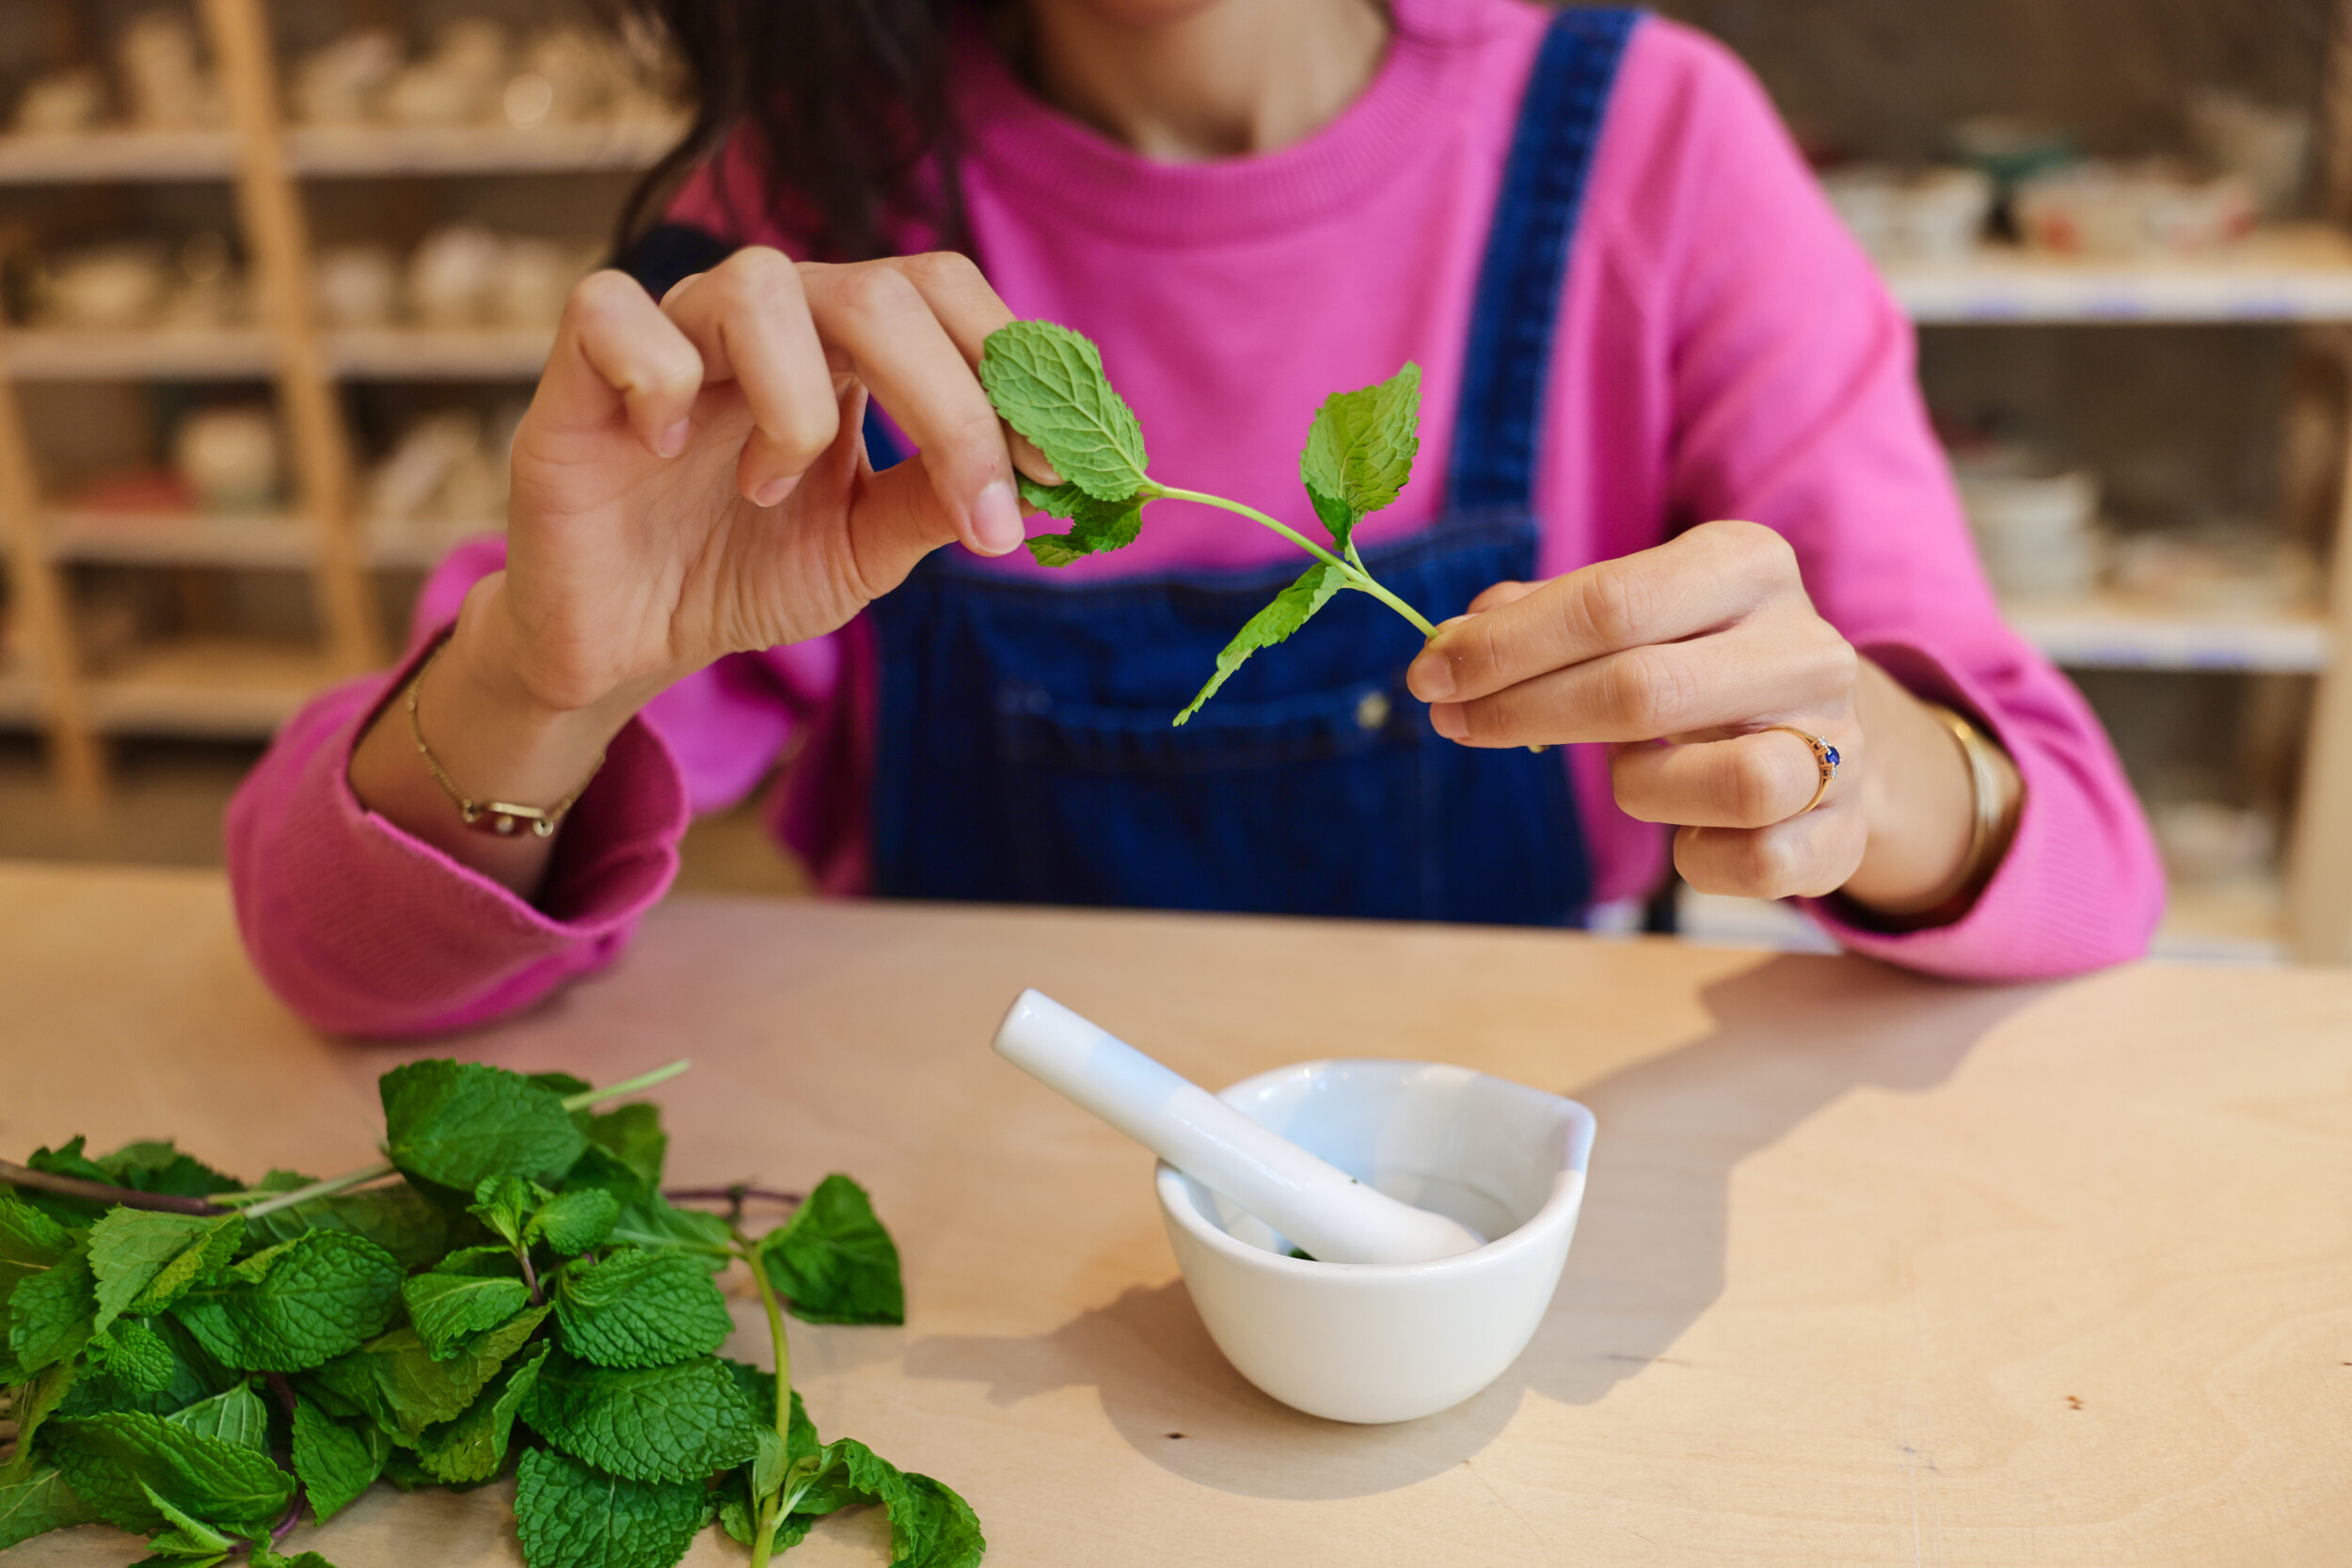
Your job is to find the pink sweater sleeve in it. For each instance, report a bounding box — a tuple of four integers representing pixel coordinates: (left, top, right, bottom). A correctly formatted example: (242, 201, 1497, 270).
(1613, 25, 2164, 978)
(225, 538, 803, 1037)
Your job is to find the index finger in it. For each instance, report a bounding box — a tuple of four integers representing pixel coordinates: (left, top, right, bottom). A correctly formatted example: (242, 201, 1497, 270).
(1406, 522, 1788, 705)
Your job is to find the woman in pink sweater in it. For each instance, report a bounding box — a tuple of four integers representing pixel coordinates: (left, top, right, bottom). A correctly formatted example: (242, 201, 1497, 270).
(228, 0, 2162, 1037)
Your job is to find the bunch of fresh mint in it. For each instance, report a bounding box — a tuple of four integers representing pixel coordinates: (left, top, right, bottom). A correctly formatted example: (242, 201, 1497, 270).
(979, 320, 1436, 723)
(0, 1059, 980, 1568)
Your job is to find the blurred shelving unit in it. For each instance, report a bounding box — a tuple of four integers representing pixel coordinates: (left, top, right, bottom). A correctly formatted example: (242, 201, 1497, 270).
(0, 0, 672, 800)
(1875, 223, 2352, 963)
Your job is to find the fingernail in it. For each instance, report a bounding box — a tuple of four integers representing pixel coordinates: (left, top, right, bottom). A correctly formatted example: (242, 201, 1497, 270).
(752, 474, 798, 508)
(1430, 703, 1468, 740)
(972, 481, 1024, 554)
(655, 418, 691, 458)
(1408, 649, 1454, 702)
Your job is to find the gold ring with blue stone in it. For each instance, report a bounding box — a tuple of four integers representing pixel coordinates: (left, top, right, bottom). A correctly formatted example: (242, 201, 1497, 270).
(1767, 725, 1841, 814)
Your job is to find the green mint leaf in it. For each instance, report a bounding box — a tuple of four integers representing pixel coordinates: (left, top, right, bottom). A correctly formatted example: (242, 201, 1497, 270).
(466, 1178, 538, 1249)
(414, 1340, 548, 1486)
(91, 1143, 241, 1202)
(0, 1361, 78, 1483)
(1296, 361, 1421, 551)
(798, 1439, 986, 1568)
(239, 1175, 450, 1275)
(512, 1445, 705, 1568)
(161, 1384, 270, 1452)
(136, 1480, 237, 1557)
(89, 1318, 181, 1395)
(0, 1193, 78, 1311)
(0, 1465, 102, 1549)
(46, 1411, 294, 1536)
(980, 321, 1151, 500)
(716, 1361, 817, 1461)
(1021, 479, 1151, 568)
(88, 1212, 245, 1334)
(171, 1232, 402, 1373)
(521, 1350, 757, 1484)
(401, 1272, 534, 1362)
(53, 1315, 222, 1422)
(306, 1306, 548, 1441)
(249, 1549, 338, 1568)
(604, 1196, 732, 1267)
(1174, 562, 1348, 725)
(379, 1447, 437, 1492)
(290, 1395, 386, 1523)
(759, 1174, 905, 1326)
(582, 1106, 667, 1198)
(379, 1060, 587, 1196)
(552, 1250, 731, 1370)
(8, 1247, 95, 1372)
(527, 1190, 620, 1256)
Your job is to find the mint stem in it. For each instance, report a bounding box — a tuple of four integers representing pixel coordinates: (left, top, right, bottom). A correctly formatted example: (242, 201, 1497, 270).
(739, 1228, 796, 1568)
(560, 1060, 691, 1111)
(1152, 486, 1438, 636)
(0, 1159, 230, 1216)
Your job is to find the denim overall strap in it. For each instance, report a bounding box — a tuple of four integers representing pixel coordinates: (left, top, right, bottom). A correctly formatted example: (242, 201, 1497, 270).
(862, 10, 1638, 923)
(1451, 7, 1641, 514)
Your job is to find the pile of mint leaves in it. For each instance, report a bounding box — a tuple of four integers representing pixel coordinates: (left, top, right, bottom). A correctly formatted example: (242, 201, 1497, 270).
(0, 1058, 981, 1568)
(979, 320, 1437, 723)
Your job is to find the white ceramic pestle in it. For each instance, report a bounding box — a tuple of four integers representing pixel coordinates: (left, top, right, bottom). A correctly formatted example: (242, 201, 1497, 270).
(992, 990, 1486, 1266)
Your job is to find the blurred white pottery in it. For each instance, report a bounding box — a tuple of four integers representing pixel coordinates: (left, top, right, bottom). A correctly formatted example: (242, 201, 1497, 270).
(2190, 89, 2311, 221)
(1821, 166, 1991, 263)
(119, 10, 222, 130)
(520, 26, 620, 124)
(367, 411, 482, 521)
(407, 225, 505, 327)
(292, 29, 402, 126)
(493, 238, 583, 328)
(2017, 162, 2255, 258)
(1954, 455, 2102, 599)
(175, 406, 280, 513)
(45, 246, 169, 329)
(315, 244, 401, 328)
(1157, 1058, 1594, 1424)
(2152, 800, 2276, 887)
(12, 70, 106, 135)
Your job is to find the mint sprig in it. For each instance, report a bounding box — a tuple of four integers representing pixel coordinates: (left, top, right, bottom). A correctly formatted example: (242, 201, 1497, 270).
(980, 319, 1437, 725)
(0, 1061, 980, 1568)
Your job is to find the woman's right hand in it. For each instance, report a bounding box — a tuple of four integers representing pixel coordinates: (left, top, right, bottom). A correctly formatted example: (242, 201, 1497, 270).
(348, 245, 1041, 895)
(503, 245, 1035, 716)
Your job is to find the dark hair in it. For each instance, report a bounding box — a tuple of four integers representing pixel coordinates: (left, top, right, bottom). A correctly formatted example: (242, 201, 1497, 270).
(614, 0, 976, 263)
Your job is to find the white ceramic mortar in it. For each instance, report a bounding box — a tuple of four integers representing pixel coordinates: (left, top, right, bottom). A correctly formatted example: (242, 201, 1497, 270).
(1156, 1058, 1594, 1424)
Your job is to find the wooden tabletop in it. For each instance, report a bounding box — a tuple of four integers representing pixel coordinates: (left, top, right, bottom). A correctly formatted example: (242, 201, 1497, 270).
(4, 860, 2349, 1566)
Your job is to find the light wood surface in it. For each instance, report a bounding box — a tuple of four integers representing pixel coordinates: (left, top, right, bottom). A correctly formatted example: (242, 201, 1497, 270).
(2, 861, 2347, 1566)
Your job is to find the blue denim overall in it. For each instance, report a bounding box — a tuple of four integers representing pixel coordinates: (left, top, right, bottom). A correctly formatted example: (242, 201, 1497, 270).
(864, 8, 1638, 924)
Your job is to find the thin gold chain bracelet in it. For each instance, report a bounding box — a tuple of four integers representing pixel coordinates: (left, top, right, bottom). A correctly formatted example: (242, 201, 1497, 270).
(405, 641, 605, 840)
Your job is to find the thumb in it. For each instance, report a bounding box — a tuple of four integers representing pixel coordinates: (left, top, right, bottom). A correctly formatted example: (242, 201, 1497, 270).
(834, 395, 1000, 600)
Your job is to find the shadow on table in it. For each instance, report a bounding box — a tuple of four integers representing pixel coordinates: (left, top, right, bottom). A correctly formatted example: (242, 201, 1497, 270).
(904, 953, 2047, 1499)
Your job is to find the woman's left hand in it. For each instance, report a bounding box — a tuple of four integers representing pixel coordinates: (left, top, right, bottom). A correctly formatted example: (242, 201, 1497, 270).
(1404, 519, 1979, 909)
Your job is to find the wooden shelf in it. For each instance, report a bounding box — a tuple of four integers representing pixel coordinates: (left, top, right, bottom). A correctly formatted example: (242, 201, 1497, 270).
(327, 328, 552, 379)
(46, 511, 314, 568)
(2005, 594, 2331, 673)
(2153, 877, 2287, 966)
(0, 663, 41, 725)
(85, 637, 335, 737)
(2, 329, 276, 379)
(287, 118, 684, 177)
(367, 516, 497, 569)
(1888, 225, 2352, 325)
(0, 128, 240, 183)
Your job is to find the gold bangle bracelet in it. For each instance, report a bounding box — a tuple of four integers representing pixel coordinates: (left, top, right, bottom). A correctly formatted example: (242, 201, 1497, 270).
(1865, 701, 2024, 925)
(405, 641, 604, 840)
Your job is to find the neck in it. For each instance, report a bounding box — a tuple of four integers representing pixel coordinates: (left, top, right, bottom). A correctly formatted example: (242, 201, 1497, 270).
(1011, 0, 1391, 161)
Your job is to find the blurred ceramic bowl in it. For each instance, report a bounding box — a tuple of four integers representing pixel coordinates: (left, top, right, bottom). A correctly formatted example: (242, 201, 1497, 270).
(1157, 1058, 1594, 1424)
(2152, 800, 2275, 887)
(407, 224, 505, 327)
(44, 246, 169, 329)
(316, 244, 401, 328)
(12, 70, 106, 135)
(175, 406, 280, 513)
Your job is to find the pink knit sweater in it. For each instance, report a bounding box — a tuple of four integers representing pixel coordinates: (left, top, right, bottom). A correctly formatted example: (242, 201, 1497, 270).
(226, 2, 2163, 1036)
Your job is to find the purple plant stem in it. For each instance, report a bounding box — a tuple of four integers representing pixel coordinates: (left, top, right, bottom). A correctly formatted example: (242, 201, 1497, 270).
(517, 1245, 543, 1307)
(662, 1186, 803, 1208)
(0, 1159, 227, 1215)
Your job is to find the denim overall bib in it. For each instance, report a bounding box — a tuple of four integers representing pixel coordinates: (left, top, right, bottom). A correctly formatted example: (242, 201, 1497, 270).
(866, 8, 1637, 924)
